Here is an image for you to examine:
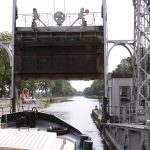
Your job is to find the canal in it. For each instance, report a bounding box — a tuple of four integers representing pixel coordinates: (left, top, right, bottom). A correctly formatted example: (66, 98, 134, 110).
(44, 96, 108, 150)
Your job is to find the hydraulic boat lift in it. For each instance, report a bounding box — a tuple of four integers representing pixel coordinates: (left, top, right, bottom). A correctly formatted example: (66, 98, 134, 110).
(2, 0, 150, 149)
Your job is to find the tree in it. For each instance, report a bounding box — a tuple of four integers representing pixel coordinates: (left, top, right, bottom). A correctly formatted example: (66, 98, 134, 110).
(38, 80, 55, 97)
(38, 80, 75, 97)
(83, 80, 104, 97)
(113, 57, 133, 74)
(54, 80, 76, 96)
(0, 31, 12, 97)
(18, 80, 38, 97)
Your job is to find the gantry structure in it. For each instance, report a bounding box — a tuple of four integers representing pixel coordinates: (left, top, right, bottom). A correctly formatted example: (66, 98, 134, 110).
(11, 0, 104, 112)
(102, 0, 150, 122)
(132, 0, 150, 103)
(2, 0, 150, 114)
(103, 0, 150, 102)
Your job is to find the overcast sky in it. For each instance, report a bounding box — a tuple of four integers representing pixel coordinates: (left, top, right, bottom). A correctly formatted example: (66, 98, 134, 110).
(0, 0, 134, 91)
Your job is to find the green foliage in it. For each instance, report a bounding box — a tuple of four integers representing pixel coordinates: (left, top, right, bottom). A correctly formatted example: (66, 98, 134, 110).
(0, 31, 11, 41)
(42, 97, 54, 104)
(18, 80, 75, 98)
(113, 57, 133, 74)
(17, 80, 38, 96)
(75, 91, 83, 96)
(83, 80, 104, 97)
(0, 32, 11, 97)
(50, 80, 76, 97)
(38, 80, 55, 97)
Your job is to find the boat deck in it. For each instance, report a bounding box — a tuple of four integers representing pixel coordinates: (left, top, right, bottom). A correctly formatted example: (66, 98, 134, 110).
(0, 129, 75, 150)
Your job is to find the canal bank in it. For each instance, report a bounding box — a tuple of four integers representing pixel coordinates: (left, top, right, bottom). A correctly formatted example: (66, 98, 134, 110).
(91, 107, 103, 131)
(91, 108, 115, 150)
(91, 106, 150, 150)
(40, 96, 72, 104)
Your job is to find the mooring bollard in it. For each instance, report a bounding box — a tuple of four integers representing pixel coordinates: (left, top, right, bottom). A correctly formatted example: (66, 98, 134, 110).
(95, 105, 98, 110)
(83, 139, 93, 150)
(80, 134, 89, 147)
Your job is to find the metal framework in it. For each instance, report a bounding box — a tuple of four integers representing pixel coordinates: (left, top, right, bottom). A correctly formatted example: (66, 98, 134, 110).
(103, 0, 150, 100)
(103, 0, 150, 123)
(102, 0, 135, 99)
(133, 0, 150, 103)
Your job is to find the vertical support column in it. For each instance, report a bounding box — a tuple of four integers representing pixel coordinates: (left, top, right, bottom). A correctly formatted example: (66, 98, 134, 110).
(139, 131, 149, 150)
(103, 0, 108, 99)
(102, 0, 109, 122)
(11, 0, 17, 112)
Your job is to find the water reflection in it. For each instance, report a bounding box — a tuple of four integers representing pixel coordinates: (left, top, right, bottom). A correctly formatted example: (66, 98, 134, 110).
(44, 96, 106, 150)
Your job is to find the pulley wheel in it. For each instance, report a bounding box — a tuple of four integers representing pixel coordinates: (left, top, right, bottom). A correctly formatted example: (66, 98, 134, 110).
(54, 11, 65, 26)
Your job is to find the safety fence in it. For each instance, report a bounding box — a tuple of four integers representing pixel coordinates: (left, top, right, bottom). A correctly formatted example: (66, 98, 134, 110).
(17, 12, 102, 27)
(109, 99, 150, 124)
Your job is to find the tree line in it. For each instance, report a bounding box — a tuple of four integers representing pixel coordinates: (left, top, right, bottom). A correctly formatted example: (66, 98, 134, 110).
(0, 31, 76, 98)
(83, 80, 104, 97)
(18, 80, 76, 98)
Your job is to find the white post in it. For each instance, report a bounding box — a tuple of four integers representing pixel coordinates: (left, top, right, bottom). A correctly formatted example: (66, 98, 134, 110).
(103, 0, 108, 98)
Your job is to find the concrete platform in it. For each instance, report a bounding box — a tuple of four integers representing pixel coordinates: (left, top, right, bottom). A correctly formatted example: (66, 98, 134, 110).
(91, 108, 102, 130)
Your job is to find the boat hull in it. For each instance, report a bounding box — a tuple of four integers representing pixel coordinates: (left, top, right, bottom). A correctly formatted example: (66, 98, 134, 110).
(1, 110, 93, 150)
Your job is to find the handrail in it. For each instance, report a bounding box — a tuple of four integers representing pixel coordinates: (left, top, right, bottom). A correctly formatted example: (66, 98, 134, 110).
(17, 12, 102, 27)
(0, 105, 11, 116)
(109, 98, 149, 124)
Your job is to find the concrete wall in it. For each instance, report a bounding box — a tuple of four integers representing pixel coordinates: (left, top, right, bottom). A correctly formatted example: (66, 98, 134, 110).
(104, 123, 150, 150)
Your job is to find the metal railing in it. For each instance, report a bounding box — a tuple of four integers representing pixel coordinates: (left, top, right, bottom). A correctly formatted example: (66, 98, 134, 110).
(109, 99, 149, 124)
(0, 98, 12, 116)
(17, 12, 102, 27)
(0, 98, 44, 117)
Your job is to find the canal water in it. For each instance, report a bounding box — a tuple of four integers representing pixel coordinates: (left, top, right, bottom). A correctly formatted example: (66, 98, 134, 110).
(44, 96, 108, 150)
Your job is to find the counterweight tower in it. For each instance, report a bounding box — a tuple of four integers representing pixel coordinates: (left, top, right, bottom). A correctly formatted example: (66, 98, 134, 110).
(133, 0, 150, 105)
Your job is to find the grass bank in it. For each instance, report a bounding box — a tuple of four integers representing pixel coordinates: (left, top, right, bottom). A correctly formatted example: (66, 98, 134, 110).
(40, 96, 72, 105)
(86, 96, 103, 101)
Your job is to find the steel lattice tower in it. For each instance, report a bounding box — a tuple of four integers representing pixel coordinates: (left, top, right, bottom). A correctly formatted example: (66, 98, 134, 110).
(133, 0, 150, 103)
(102, 0, 150, 122)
